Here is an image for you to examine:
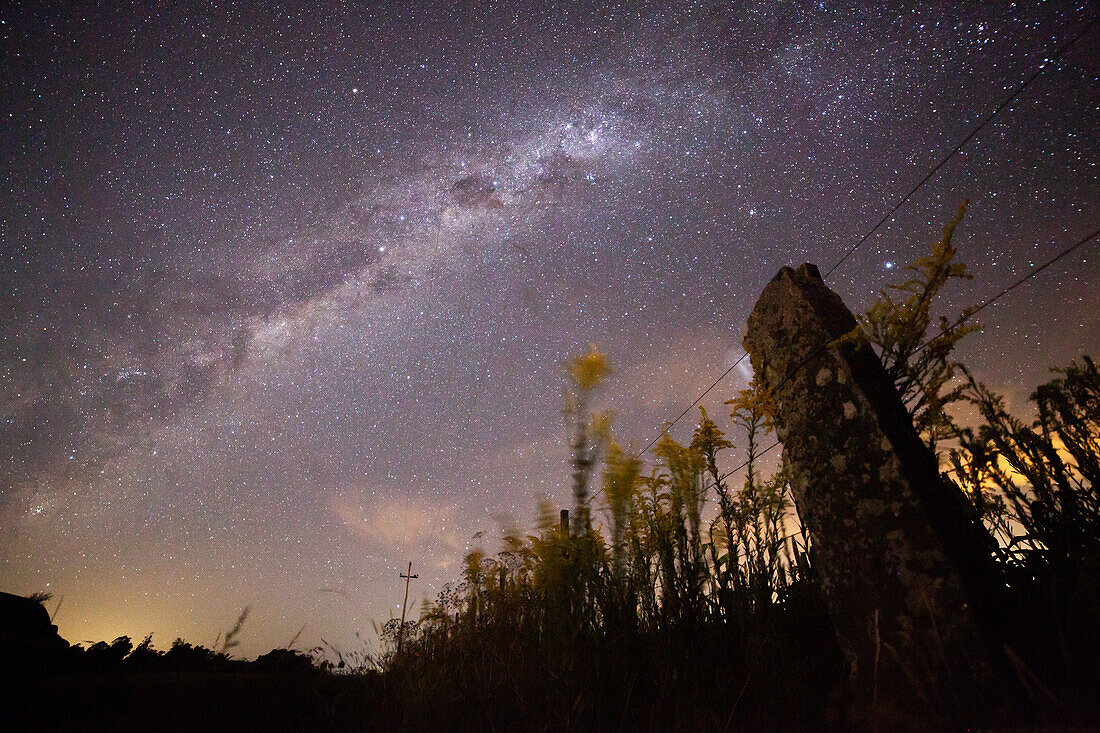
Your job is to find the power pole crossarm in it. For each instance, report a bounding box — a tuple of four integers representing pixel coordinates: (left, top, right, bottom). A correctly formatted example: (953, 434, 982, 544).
(397, 561, 418, 655)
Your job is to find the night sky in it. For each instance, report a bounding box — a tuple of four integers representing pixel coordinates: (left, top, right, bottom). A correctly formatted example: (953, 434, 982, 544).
(2, 1, 1097, 658)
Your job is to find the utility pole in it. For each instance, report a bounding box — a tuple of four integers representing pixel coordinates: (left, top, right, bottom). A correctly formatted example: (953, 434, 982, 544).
(397, 561, 418, 655)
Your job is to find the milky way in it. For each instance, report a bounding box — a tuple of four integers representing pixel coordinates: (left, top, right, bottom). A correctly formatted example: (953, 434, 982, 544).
(2, 1, 1097, 656)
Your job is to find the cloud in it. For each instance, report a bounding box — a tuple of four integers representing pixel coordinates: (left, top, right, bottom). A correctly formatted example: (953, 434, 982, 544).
(328, 492, 468, 562)
(615, 332, 751, 414)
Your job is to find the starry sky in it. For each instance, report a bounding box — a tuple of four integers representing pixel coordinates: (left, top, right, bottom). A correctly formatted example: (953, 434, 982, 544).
(2, 1, 1097, 658)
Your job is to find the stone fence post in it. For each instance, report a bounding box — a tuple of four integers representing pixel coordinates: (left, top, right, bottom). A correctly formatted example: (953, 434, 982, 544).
(744, 263, 997, 722)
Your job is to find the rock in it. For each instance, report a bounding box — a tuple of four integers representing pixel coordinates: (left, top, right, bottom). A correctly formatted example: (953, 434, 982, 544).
(743, 263, 996, 722)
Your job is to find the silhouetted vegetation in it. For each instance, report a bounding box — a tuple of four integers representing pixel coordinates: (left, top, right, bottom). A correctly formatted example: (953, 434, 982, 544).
(375, 210, 1099, 730)
(4, 211, 1098, 730)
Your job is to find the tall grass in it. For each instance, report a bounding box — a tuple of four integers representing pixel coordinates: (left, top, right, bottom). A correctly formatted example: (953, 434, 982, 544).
(380, 364, 838, 730)
(378, 214, 1100, 730)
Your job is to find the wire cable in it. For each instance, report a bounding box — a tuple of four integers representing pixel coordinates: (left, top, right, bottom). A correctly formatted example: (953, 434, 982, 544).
(584, 225, 1099, 510)
(618, 15, 1098, 478)
(823, 16, 1098, 279)
(632, 353, 749, 460)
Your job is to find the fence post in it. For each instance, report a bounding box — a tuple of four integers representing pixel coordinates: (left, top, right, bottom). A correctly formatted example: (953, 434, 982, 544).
(560, 508, 570, 559)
